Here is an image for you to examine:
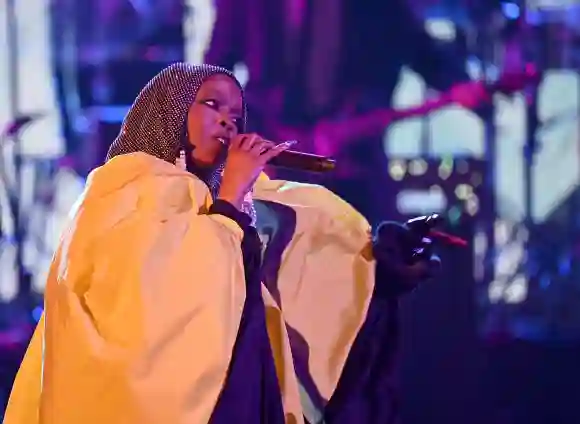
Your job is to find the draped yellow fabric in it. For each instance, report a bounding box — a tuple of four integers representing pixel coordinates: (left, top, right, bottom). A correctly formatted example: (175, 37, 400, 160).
(253, 176, 375, 401)
(5, 152, 376, 424)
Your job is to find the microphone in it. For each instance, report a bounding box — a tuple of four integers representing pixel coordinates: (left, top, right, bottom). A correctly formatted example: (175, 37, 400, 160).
(268, 149, 336, 173)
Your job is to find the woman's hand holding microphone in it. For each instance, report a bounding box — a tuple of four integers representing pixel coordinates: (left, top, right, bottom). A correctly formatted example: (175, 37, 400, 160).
(218, 134, 295, 210)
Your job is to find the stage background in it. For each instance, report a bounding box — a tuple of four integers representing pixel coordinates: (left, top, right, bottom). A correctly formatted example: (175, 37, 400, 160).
(1, 0, 579, 422)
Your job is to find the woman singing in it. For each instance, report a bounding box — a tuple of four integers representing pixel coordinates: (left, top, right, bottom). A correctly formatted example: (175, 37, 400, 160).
(5, 63, 439, 424)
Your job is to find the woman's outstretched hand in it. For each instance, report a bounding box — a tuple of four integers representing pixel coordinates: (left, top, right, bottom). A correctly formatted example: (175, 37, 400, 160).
(218, 134, 294, 209)
(372, 220, 442, 296)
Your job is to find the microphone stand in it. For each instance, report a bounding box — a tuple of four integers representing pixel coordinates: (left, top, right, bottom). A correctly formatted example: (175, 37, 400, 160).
(4, 0, 29, 297)
(1, 114, 50, 330)
(522, 83, 540, 259)
(0, 130, 28, 301)
(468, 1, 499, 301)
(519, 6, 541, 238)
(516, 8, 545, 329)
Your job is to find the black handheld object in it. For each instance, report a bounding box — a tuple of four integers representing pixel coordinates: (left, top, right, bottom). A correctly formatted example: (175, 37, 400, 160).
(406, 214, 468, 248)
(268, 150, 336, 172)
(405, 214, 445, 237)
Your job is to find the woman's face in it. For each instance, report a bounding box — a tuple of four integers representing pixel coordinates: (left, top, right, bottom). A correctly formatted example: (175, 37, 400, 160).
(186, 74, 243, 166)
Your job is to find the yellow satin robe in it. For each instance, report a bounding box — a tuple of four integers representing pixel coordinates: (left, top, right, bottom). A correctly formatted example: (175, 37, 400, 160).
(5, 152, 376, 424)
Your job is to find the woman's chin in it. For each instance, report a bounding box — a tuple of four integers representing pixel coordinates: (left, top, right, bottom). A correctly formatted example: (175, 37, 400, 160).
(190, 150, 224, 168)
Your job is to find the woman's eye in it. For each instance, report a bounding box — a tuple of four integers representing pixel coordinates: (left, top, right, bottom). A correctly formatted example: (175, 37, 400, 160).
(203, 99, 218, 108)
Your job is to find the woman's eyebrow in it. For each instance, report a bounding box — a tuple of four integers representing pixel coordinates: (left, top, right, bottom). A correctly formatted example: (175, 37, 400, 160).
(199, 86, 242, 114)
(199, 88, 220, 98)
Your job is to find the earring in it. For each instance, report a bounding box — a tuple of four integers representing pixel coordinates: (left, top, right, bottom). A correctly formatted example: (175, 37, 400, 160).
(175, 149, 186, 170)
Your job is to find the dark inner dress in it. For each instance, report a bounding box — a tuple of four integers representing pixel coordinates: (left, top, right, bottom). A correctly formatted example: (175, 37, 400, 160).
(207, 199, 403, 424)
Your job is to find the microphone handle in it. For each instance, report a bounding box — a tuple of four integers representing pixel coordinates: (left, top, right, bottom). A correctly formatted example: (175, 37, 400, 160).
(268, 149, 336, 173)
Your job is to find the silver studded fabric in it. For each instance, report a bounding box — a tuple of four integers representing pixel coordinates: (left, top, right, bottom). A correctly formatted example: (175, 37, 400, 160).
(105, 62, 257, 224)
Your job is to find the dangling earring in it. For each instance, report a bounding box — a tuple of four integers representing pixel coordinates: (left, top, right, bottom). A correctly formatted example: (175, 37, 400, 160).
(175, 149, 186, 170)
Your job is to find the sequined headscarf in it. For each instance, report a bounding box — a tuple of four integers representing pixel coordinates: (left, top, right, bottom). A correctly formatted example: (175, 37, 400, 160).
(107, 62, 245, 162)
(106, 63, 256, 222)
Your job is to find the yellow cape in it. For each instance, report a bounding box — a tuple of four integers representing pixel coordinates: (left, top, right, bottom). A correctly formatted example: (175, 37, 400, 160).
(5, 153, 376, 424)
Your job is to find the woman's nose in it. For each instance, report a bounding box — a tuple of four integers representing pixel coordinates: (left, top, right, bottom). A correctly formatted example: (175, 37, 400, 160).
(218, 116, 236, 135)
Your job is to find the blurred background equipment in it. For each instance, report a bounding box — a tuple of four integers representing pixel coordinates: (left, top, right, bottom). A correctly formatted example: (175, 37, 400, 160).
(1, 0, 580, 422)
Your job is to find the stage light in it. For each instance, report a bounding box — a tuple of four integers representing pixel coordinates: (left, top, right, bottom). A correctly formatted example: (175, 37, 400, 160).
(471, 172, 482, 187)
(424, 18, 456, 41)
(505, 275, 528, 304)
(454, 183, 473, 200)
(501, 3, 521, 20)
(494, 220, 512, 246)
(32, 306, 43, 323)
(430, 184, 442, 193)
(408, 158, 428, 176)
(233, 63, 249, 88)
(488, 280, 505, 303)
(396, 189, 447, 215)
(0, 243, 17, 302)
(457, 159, 470, 174)
(473, 230, 487, 282)
(465, 194, 480, 216)
(388, 160, 407, 181)
(438, 156, 453, 180)
(438, 166, 452, 180)
(447, 206, 462, 226)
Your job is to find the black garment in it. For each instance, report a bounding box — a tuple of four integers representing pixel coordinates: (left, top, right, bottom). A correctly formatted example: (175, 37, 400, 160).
(324, 294, 401, 423)
(207, 200, 286, 423)
(207, 200, 414, 423)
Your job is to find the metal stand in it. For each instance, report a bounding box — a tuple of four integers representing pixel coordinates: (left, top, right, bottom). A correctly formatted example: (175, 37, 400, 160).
(3, 0, 28, 296)
(522, 79, 540, 261)
(520, 3, 541, 240)
(468, 4, 499, 294)
(50, 0, 81, 157)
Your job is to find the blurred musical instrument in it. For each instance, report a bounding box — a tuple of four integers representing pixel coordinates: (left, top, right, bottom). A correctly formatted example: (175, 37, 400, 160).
(256, 68, 540, 158)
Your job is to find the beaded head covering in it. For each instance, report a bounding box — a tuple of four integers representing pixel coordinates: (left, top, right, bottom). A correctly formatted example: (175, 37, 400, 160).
(105, 63, 257, 223)
(106, 62, 246, 163)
